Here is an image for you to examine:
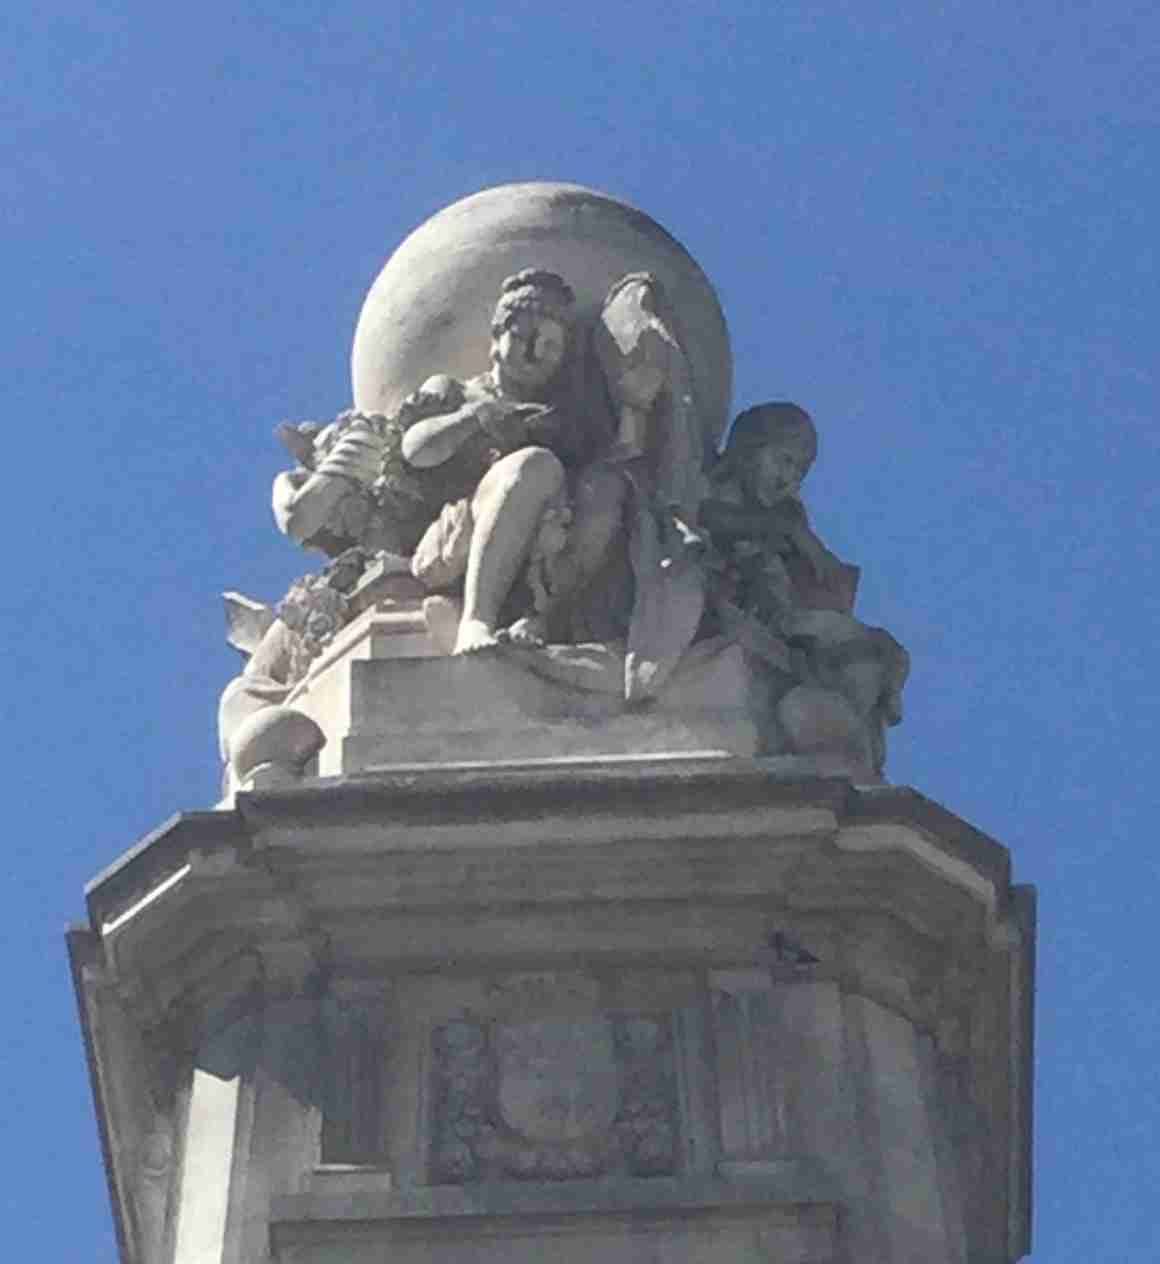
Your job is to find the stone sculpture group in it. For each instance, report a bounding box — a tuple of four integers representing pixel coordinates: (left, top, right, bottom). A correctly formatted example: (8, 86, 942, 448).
(219, 190, 908, 788)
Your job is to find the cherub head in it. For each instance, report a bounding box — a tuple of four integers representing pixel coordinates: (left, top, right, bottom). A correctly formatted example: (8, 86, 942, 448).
(489, 269, 575, 396)
(724, 402, 818, 508)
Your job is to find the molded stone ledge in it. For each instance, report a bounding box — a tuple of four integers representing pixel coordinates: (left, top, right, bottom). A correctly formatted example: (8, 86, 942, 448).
(846, 785, 1013, 898)
(84, 810, 250, 934)
(271, 1182, 840, 1264)
(238, 757, 853, 836)
(82, 769, 1024, 966)
(308, 1164, 395, 1195)
(272, 1169, 838, 1226)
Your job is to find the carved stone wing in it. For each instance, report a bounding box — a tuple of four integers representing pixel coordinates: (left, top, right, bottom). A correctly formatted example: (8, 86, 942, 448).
(597, 274, 711, 700)
(222, 591, 276, 658)
(624, 502, 705, 702)
(594, 272, 705, 518)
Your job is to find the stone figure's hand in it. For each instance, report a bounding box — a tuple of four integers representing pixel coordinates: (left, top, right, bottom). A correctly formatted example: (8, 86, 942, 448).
(476, 400, 549, 447)
(412, 374, 464, 412)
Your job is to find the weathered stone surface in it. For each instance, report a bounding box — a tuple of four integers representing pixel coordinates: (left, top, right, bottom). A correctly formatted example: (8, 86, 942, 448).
(72, 768, 1033, 1264)
(219, 185, 913, 791)
(350, 183, 732, 438)
(222, 705, 325, 781)
(73, 185, 1031, 1264)
(270, 1186, 840, 1264)
(315, 635, 762, 771)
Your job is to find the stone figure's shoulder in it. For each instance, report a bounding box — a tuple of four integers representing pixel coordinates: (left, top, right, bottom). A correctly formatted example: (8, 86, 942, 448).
(705, 472, 746, 505)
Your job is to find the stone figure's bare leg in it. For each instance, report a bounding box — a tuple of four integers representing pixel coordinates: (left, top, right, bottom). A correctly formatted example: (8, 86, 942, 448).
(455, 447, 566, 653)
(511, 463, 628, 643)
(553, 465, 628, 599)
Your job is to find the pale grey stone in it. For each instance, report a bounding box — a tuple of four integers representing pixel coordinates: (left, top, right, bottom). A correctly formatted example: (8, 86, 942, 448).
(349, 184, 731, 441)
(276, 266, 716, 687)
(69, 184, 1032, 1264)
(217, 185, 915, 781)
(222, 704, 324, 781)
(72, 770, 1033, 1263)
(171, 1061, 240, 1263)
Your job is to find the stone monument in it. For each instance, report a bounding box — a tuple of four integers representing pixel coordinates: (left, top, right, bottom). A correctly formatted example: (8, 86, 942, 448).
(69, 183, 1034, 1264)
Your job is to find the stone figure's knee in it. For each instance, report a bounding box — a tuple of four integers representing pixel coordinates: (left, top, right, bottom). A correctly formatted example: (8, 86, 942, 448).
(514, 445, 566, 487)
(484, 446, 565, 498)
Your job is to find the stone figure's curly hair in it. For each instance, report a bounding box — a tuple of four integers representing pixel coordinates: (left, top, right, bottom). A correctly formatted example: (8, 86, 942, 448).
(490, 268, 576, 336)
(725, 402, 817, 465)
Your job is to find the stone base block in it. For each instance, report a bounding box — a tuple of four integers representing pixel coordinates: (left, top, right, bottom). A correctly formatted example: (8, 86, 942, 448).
(306, 640, 764, 772)
(343, 657, 758, 768)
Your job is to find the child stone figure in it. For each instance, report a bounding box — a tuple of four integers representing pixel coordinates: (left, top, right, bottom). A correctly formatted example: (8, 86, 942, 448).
(702, 402, 848, 636)
(703, 401, 908, 777)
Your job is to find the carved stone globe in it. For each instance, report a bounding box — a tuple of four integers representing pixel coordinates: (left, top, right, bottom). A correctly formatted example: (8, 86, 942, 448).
(350, 182, 732, 445)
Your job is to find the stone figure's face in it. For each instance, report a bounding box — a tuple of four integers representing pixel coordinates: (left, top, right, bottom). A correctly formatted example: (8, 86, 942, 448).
(493, 308, 568, 394)
(748, 435, 814, 507)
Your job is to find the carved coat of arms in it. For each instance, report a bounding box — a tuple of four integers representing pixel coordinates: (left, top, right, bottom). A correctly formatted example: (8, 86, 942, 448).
(430, 996, 676, 1184)
(496, 1017, 619, 1145)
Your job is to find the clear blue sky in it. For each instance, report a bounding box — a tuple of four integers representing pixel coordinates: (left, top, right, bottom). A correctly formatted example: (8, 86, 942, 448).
(5, 3, 1157, 1259)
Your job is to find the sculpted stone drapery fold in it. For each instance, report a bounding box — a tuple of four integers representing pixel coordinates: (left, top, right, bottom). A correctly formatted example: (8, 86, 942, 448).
(270, 266, 715, 689)
(217, 184, 910, 789)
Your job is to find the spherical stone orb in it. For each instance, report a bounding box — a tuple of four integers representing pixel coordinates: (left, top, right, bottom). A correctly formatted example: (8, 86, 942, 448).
(227, 706, 325, 779)
(351, 183, 732, 447)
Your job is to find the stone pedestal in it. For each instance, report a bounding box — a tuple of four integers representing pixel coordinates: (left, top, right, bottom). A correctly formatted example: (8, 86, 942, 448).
(271, 600, 766, 776)
(71, 761, 1033, 1263)
(224, 587, 897, 796)
(80, 180, 1025, 1262)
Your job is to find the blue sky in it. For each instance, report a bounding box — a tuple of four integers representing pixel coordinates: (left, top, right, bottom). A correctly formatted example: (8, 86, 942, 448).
(5, 2, 1158, 1258)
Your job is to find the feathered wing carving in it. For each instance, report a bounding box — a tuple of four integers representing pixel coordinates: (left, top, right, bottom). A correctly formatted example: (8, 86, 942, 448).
(595, 274, 710, 701)
(222, 591, 276, 658)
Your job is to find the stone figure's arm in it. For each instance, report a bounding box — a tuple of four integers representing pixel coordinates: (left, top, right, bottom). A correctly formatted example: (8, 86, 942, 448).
(700, 498, 761, 543)
(273, 469, 349, 545)
(701, 498, 790, 554)
(702, 495, 838, 580)
(401, 401, 496, 469)
(273, 416, 383, 545)
(403, 398, 550, 469)
(786, 510, 842, 581)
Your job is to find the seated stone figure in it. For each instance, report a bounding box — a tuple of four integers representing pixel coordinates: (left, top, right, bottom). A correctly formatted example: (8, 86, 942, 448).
(704, 403, 909, 778)
(272, 268, 716, 700)
(223, 184, 915, 784)
(274, 269, 629, 656)
(400, 269, 627, 653)
(703, 402, 848, 637)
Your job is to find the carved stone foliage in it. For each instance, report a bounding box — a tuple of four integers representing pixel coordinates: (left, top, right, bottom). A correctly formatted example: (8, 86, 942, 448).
(430, 1019, 494, 1184)
(275, 559, 361, 686)
(429, 1012, 678, 1184)
(221, 190, 914, 777)
(611, 1016, 678, 1176)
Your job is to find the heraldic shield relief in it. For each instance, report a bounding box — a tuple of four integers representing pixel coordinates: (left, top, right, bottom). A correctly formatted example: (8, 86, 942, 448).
(496, 1017, 620, 1145)
(430, 999, 678, 1184)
